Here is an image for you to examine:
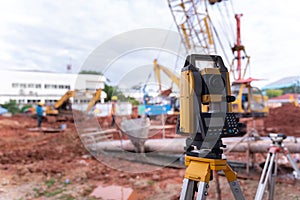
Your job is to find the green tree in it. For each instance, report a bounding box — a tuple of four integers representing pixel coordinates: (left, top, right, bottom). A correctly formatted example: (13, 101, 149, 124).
(1, 100, 20, 114)
(103, 84, 139, 104)
(103, 84, 114, 101)
(266, 89, 283, 98)
(79, 70, 102, 75)
(127, 97, 140, 105)
(103, 84, 126, 102)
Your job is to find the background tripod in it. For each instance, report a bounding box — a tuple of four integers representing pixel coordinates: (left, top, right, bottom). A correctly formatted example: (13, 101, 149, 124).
(255, 133, 300, 200)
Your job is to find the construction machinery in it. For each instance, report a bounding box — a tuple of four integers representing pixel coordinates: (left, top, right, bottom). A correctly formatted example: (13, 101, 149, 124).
(84, 89, 103, 114)
(231, 79, 268, 117)
(141, 60, 180, 123)
(142, 87, 173, 118)
(166, 0, 268, 118)
(52, 90, 76, 114)
(153, 59, 180, 96)
(229, 14, 268, 117)
(153, 58, 180, 111)
(42, 89, 102, 121)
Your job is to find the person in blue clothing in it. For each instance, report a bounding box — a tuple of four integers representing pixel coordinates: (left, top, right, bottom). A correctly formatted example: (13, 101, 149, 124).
(241, 94, 248, 111)
(36, 102, 44, 129)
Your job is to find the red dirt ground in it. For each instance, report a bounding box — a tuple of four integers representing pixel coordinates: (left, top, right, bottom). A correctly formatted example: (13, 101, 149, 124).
(0, 104, 300, 199)
(263, 103, 300, 136)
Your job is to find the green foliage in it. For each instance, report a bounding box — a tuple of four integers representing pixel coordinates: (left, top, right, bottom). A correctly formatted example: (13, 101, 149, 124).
(46, 179, 56, 188)
(20, 104, 32, 113)
(1, 100, 20, 114)
(79, 70, 102, 75)
(59, 195, 75, 200)
(44, 188, 65, 197)
(127, 97, 140, 105)
(33, 179, 68, 198)
(103, 84, 139, 104)
(103, 84, 115, 101)
(33, 187, 42, 197)
(266, 89, 283, 98)
(103, 84, 124, 102)
(281, 85, 300, 94)
(147, 180, 155, 185)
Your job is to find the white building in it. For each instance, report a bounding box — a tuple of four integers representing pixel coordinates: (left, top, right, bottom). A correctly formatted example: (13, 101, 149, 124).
(0, 70, 106, 105)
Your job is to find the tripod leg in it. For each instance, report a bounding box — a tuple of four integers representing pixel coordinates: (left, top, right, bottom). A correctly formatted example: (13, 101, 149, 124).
(268, 153, 278, 200)
(284, 149, 300, 177)
(223, 164, 245, 200)
(180, 178, 196, 200)
(255, 152, 276, 200)
(195, 181, 209, 200)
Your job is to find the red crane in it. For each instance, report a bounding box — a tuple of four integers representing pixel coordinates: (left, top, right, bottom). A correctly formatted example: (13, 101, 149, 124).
(167, 0, 268, 117)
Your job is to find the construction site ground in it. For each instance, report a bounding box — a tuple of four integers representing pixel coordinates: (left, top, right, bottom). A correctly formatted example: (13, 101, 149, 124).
(0, 103, 300, 200)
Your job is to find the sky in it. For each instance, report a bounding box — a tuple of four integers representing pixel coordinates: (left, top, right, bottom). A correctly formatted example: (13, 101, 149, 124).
(0, 0, 300, 89)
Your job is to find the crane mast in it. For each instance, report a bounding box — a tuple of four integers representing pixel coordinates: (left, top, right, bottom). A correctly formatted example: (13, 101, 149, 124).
(167, 0, 216, 54)
(167, 0, 268, 117)
(231, 14, 250, 81)
(236, 14, 243, 81)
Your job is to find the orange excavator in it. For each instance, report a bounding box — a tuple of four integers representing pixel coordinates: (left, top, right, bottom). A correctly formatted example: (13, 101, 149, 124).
(42, 89, 102, 121)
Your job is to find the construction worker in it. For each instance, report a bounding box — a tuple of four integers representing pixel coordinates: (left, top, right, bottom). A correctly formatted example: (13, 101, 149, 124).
(110, 96, 117, 128)
(36, 102, 44, 129)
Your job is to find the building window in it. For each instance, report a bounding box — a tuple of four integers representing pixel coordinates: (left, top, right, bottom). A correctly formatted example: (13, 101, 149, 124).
(27, 99, 34, 103)
(12, 83, 19, 88)
(35, 84, 41, 88)
(28, 83, 34, 88)
(45, 99, 56, 103)
(20, 84, 26, 88)
(44, 84, 50, 89)
(18, 99, 25, 104)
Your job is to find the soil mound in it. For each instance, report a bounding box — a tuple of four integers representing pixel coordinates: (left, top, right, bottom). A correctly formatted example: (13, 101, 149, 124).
(264, 103, 300, 136)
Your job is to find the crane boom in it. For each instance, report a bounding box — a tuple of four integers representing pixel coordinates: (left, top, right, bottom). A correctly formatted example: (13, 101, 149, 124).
(166, 0, 268, 117)
(167, 0, 216, 54)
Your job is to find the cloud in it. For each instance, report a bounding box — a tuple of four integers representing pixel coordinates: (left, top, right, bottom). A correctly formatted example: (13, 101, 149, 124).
(0, 0, 174, 73)
(0, 0, 299, 88)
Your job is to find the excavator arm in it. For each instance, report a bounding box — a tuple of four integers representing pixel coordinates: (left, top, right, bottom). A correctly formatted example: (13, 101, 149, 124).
(153, 59, 180, 94)
(55, 90, 76, 109)
(85, 89, 102, 113)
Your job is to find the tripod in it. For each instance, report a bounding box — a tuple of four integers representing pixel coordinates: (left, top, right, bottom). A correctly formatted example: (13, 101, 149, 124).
(255, 133, 300, 200)
(179, 139, 245, 200)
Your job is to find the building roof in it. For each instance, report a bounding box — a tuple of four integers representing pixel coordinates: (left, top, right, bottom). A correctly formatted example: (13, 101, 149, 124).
(262, 76, 300, 90)
(13, 69, 59, 73)
(270, 93, 299, 101)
